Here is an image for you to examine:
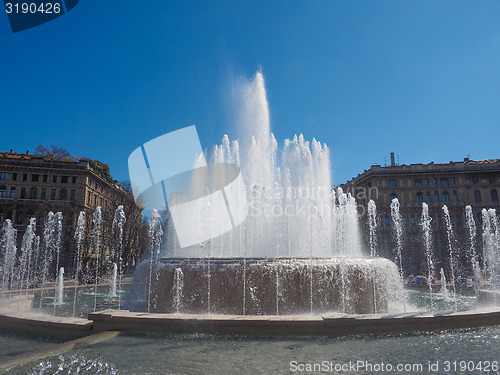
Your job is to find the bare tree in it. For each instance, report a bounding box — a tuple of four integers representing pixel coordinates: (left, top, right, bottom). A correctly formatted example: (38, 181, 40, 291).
(34, 145, 78, 161)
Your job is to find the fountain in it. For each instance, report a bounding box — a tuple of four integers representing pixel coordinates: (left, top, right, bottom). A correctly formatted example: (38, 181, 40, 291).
(112, 205, 126, 308)
(442, 205, 458, 310)
(54, 267, 64, 305)
(440, 268, 449, 299)
(141, 72, 404, 315)
(421, 203, 435, 309)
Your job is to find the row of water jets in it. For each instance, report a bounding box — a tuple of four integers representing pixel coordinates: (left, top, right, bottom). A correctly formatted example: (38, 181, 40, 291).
(0, 205, 127, 316)
(368, 197, 499, 311)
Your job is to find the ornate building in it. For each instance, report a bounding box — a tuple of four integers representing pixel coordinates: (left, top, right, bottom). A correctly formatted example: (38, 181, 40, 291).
(0, 150, 143, 274)
(341, 154, 500, 275)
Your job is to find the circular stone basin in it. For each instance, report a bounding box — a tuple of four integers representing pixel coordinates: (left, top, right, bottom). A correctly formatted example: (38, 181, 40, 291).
(145, 257, 401, 315)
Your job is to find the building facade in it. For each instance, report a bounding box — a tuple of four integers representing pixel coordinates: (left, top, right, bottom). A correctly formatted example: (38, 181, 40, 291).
(0, 150, 143, 275)
(341, 154, 500, 275)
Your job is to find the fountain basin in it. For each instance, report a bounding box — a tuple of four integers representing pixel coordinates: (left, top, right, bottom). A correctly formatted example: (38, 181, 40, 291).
(144, 257, 400, 315)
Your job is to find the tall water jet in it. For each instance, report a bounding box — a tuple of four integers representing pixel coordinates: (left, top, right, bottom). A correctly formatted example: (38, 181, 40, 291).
(91, 207, 102, 312)
(481, 208, 493, 278)
(421, 203, 434, 309)
(488, 209, 499, 277)
(465, 205, 479, 293)
(147, 209, 163, 313)
(52, 212, 63, 276)
(172, 267, 184, 313)
(368, 199, 378, 257)
(54, 267, 64, 305)
(1, 220, 17, 298)
(112, 206, 126, 309)
(109, 263, 118, 298)
(390, 199, 404, 276)
(73, 211, 86, 317)
(39, 212, 55, 309)
(442, 206, 457, 310)
(19, 218, 36, 293)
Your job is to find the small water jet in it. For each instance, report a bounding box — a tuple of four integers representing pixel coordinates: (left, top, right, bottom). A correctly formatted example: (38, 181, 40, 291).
(421, 203, 434, 309)
(442, 205, 457, 310)
(55, 267, 64, 305)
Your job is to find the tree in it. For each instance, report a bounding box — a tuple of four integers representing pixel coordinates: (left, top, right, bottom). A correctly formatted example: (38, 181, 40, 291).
(34, 145, 78, 161)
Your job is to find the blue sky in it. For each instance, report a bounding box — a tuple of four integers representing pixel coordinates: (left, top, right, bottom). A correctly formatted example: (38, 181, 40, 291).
(1, 1, 499, 185)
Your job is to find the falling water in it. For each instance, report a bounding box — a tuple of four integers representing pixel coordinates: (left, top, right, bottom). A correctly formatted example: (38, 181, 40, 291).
(92, 207, 103, 312)
(39, 212, 57, 309)
(147, 209, 163, 313)
(19, 218, 36, 293)
(112, 206, 126, 309)
(368, 199, 378, 257)
(440, 268, 449, 298)
(442, 206, 457, 310)
(421, 203, 434, 309)
(54, 267, 64, 305)
(73, 211, 86, 317)
(481, 208, 493, 279)
(465, 205, 479, 293)
(488, 209, 499, 277)
(1, 220, 17, 298)
(109, 263, 118, 298)
(172, 267, 184, 313)
(390, 199, 404, 275)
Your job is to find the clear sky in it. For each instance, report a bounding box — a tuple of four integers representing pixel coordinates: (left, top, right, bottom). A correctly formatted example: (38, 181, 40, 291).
(1, 1, 499, 186)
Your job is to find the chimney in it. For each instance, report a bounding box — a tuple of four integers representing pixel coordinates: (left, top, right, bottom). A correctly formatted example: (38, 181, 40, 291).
(9, 149, 13, 153)
(390, 152, 395, 166)
(26, 150, 29, 155)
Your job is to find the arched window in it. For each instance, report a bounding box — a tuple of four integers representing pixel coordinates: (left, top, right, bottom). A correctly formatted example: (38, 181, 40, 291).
(416, 192, 423, 203)
(491, 189, 499, 202)
(29, 187, 37, 200)
(0, 186, 6, 198)
(60, 188, 67, 200)
(474, 190, 482, 202)
(390, 192, 397, 201)
(443, 191, 450, 202)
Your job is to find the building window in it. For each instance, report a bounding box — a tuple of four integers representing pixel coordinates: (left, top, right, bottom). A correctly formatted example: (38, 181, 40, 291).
(0, 210, 3, 223)
(70, 189, 76, 201)
(0, 172, 8, 180)
(416, 192, 423, 203)
(451, 177, 456, 185)
(414, 179, 422, 187)
(31, 174, 39, 182)
(12, 173, 17, 181)
(72, 176, 77, 184)
(390, 192, 397, 201)
(425, 179, 429, 186)
(50, 189, 56, 200)
(16, 211, 23, 225)
(453, 190, 458, 202)
(41, 188, 46, 200)
(43, 175, 48, 182)
(23, 173, 28, 181)
(389, 180, 397, 187)
(474, 190, 482, 202)
(60, 188, 67, 200)
(433, 178, 438, 186)
(434, 191, 440, 203)
(0, 186, 6, 198)
(29, 187, 37, 200)
(52, 175, 57, 183)
(443, 191, 450, 202)
(20, 187, 26, 199)
(426, 192, 431, 202)
(491, 189, 499, 202)
(61, 176, 68, 183)
(440, 178, 449, 186)
(10, 187, 15, 199)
